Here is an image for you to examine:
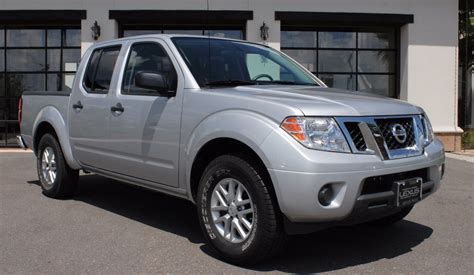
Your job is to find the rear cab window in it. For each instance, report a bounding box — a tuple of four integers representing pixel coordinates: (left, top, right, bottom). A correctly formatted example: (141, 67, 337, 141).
(83, 46, 121, 93)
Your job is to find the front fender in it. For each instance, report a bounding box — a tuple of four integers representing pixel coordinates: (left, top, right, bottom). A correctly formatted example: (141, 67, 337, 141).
(184, 109, 279, 201)
(33, 106, 81, 170)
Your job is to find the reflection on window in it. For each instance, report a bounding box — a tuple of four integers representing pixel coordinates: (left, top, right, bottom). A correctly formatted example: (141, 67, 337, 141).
(281, 28, 397, 97)
(282, 49, 316, 72)
(281, 31, 316, 48)
(319, 74, 356, 91)
(47, 30, 61, 47)
(358, 51, 395, 73)
(7, 29, 45, 47)
(7, 74, 45, 97)
(318, 50, 355, 73)
(123, 43, 177, 94)
(357, 75, 395, 97)
(319, 32, 356, 48)
(7, 49, 46, 71)
(358, 32, 395, 49)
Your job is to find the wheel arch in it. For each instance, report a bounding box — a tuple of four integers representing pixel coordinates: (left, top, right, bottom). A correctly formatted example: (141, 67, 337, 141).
(188, 137, 280, 214)
(32, 107, 81, 170)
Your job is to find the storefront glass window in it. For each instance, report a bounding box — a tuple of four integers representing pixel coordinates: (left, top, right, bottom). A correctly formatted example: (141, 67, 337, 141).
(0, 27, 81, 146)
(281, 28, 397, 97)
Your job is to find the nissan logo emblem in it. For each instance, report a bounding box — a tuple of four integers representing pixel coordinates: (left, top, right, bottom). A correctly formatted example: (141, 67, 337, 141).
(391, 123, 407, 144)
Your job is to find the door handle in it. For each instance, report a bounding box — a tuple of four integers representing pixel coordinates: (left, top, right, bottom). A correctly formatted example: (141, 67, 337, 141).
(110, 103, 124, 113)
(72, 101, 83, 110)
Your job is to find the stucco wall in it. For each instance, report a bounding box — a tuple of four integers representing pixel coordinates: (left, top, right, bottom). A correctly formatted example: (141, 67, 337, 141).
(0, 0, 459, 134)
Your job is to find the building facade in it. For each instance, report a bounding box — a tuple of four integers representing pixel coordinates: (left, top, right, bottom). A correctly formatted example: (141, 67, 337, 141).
(0, 0, 461, 150)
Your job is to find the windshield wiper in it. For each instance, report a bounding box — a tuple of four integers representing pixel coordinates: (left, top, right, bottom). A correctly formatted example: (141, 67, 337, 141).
(204, 80, 257, 87)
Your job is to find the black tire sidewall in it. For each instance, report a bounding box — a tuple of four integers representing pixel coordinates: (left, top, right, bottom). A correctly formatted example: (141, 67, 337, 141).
(37, 134, 65, 196)
(197, 155, 270, 262)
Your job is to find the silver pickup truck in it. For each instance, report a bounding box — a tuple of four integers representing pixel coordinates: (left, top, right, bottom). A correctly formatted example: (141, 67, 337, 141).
(18, 35, 445, 264)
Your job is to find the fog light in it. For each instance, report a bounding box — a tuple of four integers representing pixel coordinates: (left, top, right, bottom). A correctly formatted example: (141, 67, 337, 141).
(318, 185, 334, 206)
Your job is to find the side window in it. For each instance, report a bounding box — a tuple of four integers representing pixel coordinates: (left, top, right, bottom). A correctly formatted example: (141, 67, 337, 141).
(123, 43, 177, 95)
(83, 46, 121, 93)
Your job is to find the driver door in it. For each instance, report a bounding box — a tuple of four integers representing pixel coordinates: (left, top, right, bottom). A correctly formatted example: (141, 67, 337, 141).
(103, 39, 183, 187)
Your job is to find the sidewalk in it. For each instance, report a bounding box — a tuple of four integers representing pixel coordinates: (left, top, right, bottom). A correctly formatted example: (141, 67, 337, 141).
(0, 148, 32, 153)
(446, 150, 474, 163)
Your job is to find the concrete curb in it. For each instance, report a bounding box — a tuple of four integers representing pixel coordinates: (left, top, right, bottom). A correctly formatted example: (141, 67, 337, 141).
(446, 153, 474, 163)
(0, 149, 32, 153)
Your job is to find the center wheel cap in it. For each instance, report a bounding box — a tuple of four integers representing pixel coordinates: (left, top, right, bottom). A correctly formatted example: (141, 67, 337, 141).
(228, 203, 237, 217)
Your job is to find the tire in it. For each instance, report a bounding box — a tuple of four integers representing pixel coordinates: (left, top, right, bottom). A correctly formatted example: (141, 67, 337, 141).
(367, 206, 414, 226)
(37, 133, 79, 198)
(196, 154, 286, 265)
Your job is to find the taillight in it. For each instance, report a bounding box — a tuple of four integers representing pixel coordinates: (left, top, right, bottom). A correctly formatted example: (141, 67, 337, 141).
(18, 97, 23, 124)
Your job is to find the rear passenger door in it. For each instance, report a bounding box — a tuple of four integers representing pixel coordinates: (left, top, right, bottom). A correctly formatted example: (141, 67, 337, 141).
(69, 45, 122, 169)
(104, 39, 183, 187)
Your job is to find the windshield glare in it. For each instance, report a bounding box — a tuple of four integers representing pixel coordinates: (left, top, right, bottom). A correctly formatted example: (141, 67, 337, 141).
(171, 37, 320, 87)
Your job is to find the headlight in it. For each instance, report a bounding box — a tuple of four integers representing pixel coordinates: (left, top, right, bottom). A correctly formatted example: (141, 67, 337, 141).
(281, 116, 351, 153)
(421, 114, 435, 145)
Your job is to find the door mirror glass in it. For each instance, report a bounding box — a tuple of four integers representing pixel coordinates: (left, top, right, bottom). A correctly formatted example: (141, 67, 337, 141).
(135, 72, 169, 94)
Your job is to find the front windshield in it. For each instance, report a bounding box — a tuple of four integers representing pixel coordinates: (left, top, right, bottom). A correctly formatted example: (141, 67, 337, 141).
(171, 37, 320, 87)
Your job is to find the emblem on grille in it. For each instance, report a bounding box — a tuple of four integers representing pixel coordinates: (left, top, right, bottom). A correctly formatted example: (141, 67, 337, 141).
(391, 123, 407, 144)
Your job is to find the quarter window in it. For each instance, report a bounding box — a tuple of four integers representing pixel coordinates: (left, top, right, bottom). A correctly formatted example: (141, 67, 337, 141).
(83, 46, 121, 93)
(122, 43, 177, 95)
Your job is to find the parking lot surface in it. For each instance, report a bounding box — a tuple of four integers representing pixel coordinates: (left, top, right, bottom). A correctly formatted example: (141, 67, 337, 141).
(1, 152, 473, 273)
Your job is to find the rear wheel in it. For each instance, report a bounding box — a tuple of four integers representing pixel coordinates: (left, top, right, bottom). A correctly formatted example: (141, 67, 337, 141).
(367, 206, 414, 226)
(196, 154, 286, 265)
(37, 133, 79, 198)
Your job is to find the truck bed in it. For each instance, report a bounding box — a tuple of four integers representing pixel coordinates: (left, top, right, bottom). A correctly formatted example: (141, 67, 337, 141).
(20, 91, 70, 144)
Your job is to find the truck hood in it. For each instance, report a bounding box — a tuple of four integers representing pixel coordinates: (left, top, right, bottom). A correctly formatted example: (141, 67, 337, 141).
(225, 85, 422, 116)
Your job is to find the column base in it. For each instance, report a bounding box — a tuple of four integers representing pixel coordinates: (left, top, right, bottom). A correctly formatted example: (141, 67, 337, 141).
(435, 132, 463, 152)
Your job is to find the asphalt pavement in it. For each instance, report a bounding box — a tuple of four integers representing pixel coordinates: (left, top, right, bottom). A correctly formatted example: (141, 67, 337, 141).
(1, 151, 473, 273)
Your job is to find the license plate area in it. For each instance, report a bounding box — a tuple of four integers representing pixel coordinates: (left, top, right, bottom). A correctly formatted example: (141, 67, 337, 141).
(395, 177, 422, 207)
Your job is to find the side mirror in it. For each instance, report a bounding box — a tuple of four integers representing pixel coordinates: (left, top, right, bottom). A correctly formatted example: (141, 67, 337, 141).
(135, 72, 171, 95)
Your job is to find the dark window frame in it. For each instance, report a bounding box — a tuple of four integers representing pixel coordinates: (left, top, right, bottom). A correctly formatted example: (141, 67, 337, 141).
(81, 45, 122, 94)
(121, 41, 178, 96)
(281, 26, 400, 98)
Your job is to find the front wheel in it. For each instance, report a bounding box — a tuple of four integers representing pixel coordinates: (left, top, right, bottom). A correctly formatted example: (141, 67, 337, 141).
(37, 133, 79, 198)
(196, 154, 286, 265)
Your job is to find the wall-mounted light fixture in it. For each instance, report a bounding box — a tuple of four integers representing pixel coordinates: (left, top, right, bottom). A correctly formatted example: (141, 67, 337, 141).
(260, 22, 269, 42)
(91, 21, 101, 40)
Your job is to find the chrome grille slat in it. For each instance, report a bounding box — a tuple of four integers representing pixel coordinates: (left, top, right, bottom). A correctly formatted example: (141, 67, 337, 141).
(345, 122, 367, 151)
(336, 115, 424, 160)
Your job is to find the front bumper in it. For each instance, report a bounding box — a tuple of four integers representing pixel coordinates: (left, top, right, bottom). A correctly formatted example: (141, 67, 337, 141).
(261, 130, 445, 224)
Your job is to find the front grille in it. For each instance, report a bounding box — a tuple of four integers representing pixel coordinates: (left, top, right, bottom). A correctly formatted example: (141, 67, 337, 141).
(361, 168, 429, 195)
(345, 122, 367, 151)
(337, 115, 424, 160)
(375, 117, 416, 150)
